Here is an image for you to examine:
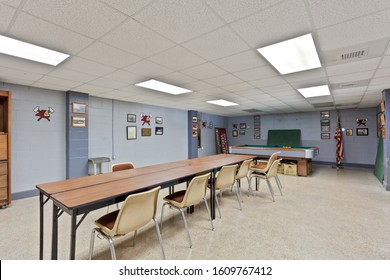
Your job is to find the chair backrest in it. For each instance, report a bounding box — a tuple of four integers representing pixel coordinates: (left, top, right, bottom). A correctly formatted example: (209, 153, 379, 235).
(236, 159, 252, 180)
(182, 173, 210, 206)
(252, 152, 280, 173)
(111, 162, 134, 172)
(113, 187, 160, 236)
(215, 164, 238, 189)
(267, 159, 282, 178)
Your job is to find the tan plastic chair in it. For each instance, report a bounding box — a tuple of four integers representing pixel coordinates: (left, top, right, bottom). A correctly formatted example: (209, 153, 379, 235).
(160, 173, 213, 248)
(89, 187, 165, 260)
(210, 164, 239, 218)
(108, 162, 135, 211)
(249, 159, 283, 202)
(234, 159, 253, 200)
(111, 162, 135, 172)
(249, 152, 281, 195)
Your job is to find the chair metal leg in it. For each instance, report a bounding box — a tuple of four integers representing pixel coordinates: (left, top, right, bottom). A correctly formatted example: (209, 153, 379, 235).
(275, 175, 283, 193)
(266, 179, 275, 202)
(248, 176, 255, 196)
(179, 208, 192, 248)
(160, 202, 168, 231)
(88, 228, 97, 260)
(275, 177, 283, 195)
(107, 236, 117, 260)
(153, 218, 166, 259)
(203, 198, 214, 231)
(234, 185, 242, 210)
(214, 192, 222, 218)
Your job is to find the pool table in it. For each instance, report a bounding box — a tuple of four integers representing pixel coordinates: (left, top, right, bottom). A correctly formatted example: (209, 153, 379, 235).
(229, 145, 319, 176)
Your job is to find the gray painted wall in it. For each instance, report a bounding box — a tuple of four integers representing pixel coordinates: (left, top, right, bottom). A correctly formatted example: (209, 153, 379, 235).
(198, 113, 227, 157)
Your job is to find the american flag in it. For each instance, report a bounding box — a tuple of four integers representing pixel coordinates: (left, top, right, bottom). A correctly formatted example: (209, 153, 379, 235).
(334, 116, 344, 166)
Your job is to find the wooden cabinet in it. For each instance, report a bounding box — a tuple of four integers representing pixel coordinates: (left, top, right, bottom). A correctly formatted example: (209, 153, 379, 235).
(0, 91, 11, 207)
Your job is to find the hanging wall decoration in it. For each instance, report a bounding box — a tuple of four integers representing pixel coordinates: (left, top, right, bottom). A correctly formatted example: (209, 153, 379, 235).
(357, 118, 368, 126)
(33, 106, 54, 121)
(140, 112, 152, 125)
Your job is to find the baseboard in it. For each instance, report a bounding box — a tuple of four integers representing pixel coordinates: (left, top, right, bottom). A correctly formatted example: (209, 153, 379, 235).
(12, 189, 39, 200)
(312, 161, 374, 169)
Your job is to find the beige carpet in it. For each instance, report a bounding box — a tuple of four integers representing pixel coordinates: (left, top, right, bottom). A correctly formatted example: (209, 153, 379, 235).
(1, 164, 389, 260)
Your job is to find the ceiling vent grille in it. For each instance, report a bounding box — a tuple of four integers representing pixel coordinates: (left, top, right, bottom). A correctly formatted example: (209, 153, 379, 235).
(312, 102, 334, 108)
(243, 109, 262, 113)
(339, 48, 368, 61)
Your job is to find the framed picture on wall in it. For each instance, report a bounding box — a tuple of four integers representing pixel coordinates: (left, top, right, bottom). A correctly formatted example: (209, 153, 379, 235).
(320, 111, 330, 118)
(232, 130, 238, 137)
(321, 133, 330, 140)
(346, 129, 353, 136)
(240, 123, 246, 129)
(155, 127, 163, 135)
(155, 117, 163, 124)
(72, 102, 87, 114)
(141, 128, 152, 136)
(356, 128, 369, 136)
(126, 126, 137, 140)
(72, 116, 86, 127)
(127, 114, 136, 122)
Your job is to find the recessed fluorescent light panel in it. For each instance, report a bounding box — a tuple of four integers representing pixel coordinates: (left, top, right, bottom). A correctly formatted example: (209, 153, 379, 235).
(207, 99, 238, 107)
(135, 79, 192, 95)
(0, 35, 69, 66)
(257, 33, 321, 74)
(298, 85, 331, 98)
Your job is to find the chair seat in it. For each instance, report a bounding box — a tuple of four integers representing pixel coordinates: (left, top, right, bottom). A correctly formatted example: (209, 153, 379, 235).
(163, 190, 186, 203)
(95, 210, 119, 231)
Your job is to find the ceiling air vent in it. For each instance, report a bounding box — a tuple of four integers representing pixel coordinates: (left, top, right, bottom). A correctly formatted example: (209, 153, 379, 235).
(339, 82, 358, 88)
(312, 102, 335, 108)
(339, 48, 368, 61)
(243, 109, 262, 113)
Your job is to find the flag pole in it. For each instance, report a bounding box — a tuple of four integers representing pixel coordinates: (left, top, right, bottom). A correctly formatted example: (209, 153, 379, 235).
(332, 113, 344, 170)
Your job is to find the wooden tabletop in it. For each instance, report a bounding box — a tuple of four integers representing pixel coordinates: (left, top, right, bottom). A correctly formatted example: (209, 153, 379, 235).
(45, 154, 255, 210)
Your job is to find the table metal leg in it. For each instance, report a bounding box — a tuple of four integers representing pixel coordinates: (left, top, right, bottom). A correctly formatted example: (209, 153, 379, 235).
(39, 193, 44, 260)
(210, 169, 216, 219)
(51, 203, 59, 260)
(70, 211, 77, 260)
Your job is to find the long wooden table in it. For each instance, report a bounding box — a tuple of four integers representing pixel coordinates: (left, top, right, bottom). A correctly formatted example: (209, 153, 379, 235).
(36, 154, 254, 260)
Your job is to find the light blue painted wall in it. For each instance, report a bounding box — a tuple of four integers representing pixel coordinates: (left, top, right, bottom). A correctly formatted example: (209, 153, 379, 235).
(197, 113, 227, 157)
(88, 97, 188, 169)
(227, 108, 378, 165)
(2, 83, 66, 194)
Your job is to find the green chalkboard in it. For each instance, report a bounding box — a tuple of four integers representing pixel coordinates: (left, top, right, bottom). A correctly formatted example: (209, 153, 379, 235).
(267, 129, 301, 147)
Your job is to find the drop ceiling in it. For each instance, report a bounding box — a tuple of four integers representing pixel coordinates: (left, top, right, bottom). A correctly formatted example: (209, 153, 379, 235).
(1, 0, 390, 116)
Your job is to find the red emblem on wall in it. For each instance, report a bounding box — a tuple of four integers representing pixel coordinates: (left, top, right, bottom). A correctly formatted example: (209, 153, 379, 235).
(140, 112, 152, 125)
(33, 106, 54, 121)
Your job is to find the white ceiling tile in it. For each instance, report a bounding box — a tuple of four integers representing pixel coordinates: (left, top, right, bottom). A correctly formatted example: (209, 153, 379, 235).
(317, 9, 390, 51)
(204, 74, 243, 87)
(234, 66, 278, 82)
(61, 56, 116, 76)
(249, 76, 288, 88)
(213, 50, 267, 73)
(0, 4, 16, 33)
(0, 65, 43, 82)
(221, 83, 254, 92)
(78, 42, 142, 68)
(35, 76, 83, 88)
(71, 83, 112, 94)
(374, 68, 390, 78)
(158, 72, 197, 85)
(9, 12, 93, 55)
(326, 58, 381, 76)
(1, 1, 22, 8)
(183, 26, 250, 60)
(148, 46, 205, 71)
(379, 56, 390, 68)
(133, 0, 224, 43)
(101, 19, 175, 58)
(0, 53, 53, 74)
(205, 0, 284, 23)
(230, 0, 312, 48)
(23, 0, 127, 39)
(100, 0, 154, 16)
(124, 60, 173, 77)
(181, 63, 226, 80)
(328, 70, 375, 84)
(47, 68, 96, 83)
(89, 77, 128, 89)
(181, 80, 215, 91)
(104, 70, 146, 84)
